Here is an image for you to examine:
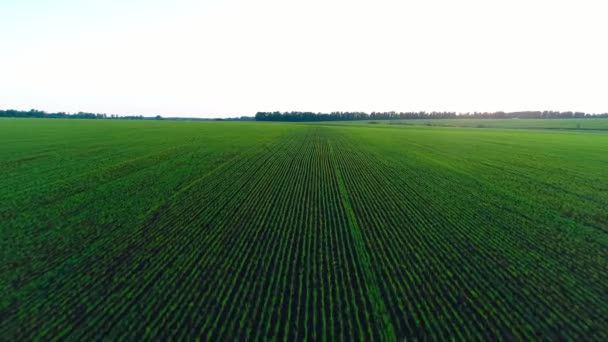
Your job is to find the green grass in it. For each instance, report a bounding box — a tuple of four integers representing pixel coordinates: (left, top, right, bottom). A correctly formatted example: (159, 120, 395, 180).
(1, 118, 607, 339)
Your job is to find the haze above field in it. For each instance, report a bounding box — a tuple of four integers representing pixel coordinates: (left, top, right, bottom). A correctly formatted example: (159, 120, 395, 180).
(1, 0, 606, 118)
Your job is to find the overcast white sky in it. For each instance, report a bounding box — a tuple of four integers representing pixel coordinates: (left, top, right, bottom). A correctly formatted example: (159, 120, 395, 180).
(1, 0, 606, 117)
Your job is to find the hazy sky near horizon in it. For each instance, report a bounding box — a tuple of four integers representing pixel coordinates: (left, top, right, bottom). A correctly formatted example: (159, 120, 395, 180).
(1, 0, 606, 117)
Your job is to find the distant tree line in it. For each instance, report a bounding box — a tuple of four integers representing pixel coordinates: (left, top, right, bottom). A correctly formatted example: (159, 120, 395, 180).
(0, 109, 148, 120)
(255, 111, 608, 122)
(0, 109, 255, 121)
(4, 108, 607, 122)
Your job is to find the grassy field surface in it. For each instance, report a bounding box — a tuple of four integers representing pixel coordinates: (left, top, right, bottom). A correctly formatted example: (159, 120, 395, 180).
(1, 118, 607, 339)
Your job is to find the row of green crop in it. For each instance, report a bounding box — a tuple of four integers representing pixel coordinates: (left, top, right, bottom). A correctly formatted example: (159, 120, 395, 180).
(328, 126, 607, 339)
(3, 128, 367, 339)
(1, 122, 298, 339)
(2, 144, 249, 336)
(1, 120, 291, 304)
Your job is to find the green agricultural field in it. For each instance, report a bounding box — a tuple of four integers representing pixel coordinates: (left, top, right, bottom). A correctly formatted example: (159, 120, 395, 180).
(1, 118, 607, 340)
(335, 118, 608, 130)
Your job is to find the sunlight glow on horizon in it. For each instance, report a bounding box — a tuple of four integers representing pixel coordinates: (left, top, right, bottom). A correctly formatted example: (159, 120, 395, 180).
(1, 0, 607, 118)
